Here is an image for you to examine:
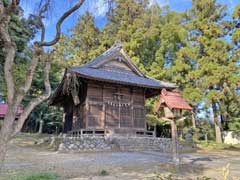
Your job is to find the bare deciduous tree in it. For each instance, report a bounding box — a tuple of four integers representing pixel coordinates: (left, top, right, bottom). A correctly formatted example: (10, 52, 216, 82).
(0, 0, 85, 169)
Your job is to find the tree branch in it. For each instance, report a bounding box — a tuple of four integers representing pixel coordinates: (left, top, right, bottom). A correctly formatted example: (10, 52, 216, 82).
(18, 46, 42, 95)
(0, 14, 16, 104)
(37, 0, 85, 47)
(12, 58, 52, 137)
(38, 0, 50, 42)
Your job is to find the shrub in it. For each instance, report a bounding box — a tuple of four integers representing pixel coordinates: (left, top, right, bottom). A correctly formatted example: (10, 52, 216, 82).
(9, 173, 57, 180)
(100, 170, 109, 176)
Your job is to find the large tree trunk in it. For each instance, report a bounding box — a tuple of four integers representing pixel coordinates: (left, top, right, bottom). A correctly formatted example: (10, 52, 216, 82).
(0, 0, 85, 170)
(0, 10, 18, 169)
(212, 102, 222, 143)
(0, 104, 18, 169)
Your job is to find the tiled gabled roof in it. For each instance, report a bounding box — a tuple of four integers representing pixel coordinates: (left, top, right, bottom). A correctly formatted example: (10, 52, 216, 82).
(68, 42, 176, 89)
(155, 89, 192, 111)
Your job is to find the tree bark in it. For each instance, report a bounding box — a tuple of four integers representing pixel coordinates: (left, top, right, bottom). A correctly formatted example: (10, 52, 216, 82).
(0, 103, 18, 169)
(12, 60, 51, 137)
(212, 102, 222, 143)
(0, 7, 17, 170)
(38, 120, 44, 134)
(0, 0, 85, 170)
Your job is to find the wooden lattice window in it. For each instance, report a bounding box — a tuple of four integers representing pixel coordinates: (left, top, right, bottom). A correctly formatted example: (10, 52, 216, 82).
(120, 106, 132, 127)
(133, 107, 145, 128)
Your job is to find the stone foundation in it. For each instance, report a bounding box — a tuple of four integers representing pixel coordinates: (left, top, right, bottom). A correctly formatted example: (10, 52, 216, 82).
(58, 135, 174, 153)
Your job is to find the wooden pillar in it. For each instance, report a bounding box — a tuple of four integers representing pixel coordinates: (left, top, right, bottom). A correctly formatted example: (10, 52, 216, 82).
(101, 85, 105, 128)
(102, 103, 105, 128)
(86, 102, 89, 129)
(131, 88, 134, 127)
(118, 88, 121, 128)
(191, 111, 196, 128)
(154, 124, 156, 137)
(171, 119, 179, 164)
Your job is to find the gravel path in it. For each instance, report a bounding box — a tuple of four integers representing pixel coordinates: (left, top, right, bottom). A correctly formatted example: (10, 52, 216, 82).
(1, 138, 240, 180)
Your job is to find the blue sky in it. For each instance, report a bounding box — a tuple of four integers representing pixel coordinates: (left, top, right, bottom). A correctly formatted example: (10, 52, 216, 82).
(20, 0, 239, 43)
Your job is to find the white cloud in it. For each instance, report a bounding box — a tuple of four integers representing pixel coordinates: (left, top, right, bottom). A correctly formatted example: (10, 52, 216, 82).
(88, 0, 109, 17)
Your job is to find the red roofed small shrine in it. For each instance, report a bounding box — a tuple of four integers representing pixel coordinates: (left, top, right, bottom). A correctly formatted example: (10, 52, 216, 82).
(0, 104, 23, 119)
(156, 89, 192, 110)
(155, 89, 194, 163)
(155, 89, 192, 119)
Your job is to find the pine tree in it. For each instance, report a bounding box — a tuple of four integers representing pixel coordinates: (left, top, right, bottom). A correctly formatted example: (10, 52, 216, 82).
(177, 0, 240, 143)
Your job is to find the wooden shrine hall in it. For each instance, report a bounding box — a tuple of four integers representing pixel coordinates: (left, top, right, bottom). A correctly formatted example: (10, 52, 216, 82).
(50, 42, 176, 136)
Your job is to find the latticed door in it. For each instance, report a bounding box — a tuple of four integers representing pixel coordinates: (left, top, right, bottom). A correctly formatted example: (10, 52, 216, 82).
(133, 107, 146, 128)
(120, 106, 132, 127)
(132, 88, 145, 128)
(119, 87, 132, 127)
(104, 87, 132, 128)
(105, 104, 119, 127)
(87, 85, 104, 128)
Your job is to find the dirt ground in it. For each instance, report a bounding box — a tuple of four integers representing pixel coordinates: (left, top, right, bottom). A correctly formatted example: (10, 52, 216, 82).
(1, 135, 240, 180)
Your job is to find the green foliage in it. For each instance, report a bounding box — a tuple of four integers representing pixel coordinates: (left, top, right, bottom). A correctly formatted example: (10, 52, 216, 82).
(182, 119, 215, 142)
(99, 170, 109, 176)
(227, 117, 240, 131)
(23, 59, 63, 134)
(9, 172, 57, 180)
(0, 5, 38, 100)
(25, 102, 63, 134)
(54, 11, 102, 68)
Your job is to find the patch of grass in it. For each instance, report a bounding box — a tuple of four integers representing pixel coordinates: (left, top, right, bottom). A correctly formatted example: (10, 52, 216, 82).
(99, 170, 109, 176)
(8, 172, 57, 180)
(197, 141, 240, 151)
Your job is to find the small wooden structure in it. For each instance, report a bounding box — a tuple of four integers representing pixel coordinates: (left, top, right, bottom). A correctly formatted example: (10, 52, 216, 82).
(155, 89, 192, 163)
(155, 89, 193, 118)
(50, 42, 176, 136)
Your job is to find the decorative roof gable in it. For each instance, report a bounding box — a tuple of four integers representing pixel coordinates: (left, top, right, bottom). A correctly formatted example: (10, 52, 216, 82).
(84, 41, 144, 77)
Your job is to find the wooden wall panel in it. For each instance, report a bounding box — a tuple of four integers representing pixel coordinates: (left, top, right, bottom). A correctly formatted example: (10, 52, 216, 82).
(84, 81, 147, 131)
(88, 104, 103, 128)
(105, 104, 119, 127)
(132, 88, 144, 105)
(87, 84, 103, 102)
